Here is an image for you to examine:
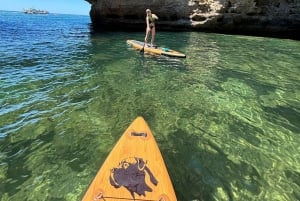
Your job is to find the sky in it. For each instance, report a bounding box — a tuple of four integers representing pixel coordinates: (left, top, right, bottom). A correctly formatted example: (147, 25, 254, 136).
(0, 0, 91, 15)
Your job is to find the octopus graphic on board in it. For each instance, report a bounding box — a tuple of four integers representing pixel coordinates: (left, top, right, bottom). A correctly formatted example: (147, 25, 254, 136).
(110, 157, 158, 199)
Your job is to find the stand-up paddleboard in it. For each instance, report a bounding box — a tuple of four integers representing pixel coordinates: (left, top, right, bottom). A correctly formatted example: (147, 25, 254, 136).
(82, 117, 177, 201)
(127, 39, 186, 58)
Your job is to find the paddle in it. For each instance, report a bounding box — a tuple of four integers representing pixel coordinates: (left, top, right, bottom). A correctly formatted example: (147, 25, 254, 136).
(140, 43, 158, 53)
(140, 31, 150, 53)
(140, 42, 145, 53)
(140, 38, 149, 53)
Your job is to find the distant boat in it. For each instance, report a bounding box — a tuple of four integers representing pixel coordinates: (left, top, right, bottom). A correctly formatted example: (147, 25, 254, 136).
(23, 8, 49, 14)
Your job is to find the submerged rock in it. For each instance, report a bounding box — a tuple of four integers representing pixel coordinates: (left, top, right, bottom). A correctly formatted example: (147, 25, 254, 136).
(85, 0, 300, 39)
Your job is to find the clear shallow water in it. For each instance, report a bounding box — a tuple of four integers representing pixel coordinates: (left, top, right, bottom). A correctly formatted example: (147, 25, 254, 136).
(0, 11, 300, 201)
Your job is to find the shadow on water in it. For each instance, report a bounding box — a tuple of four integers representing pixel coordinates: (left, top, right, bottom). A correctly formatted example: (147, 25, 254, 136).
(157, 113, 263, 201)
(262, 106, 300, 134)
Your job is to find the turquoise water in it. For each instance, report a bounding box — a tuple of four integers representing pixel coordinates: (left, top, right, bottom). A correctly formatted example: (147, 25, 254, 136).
(0, 11, 300, 201)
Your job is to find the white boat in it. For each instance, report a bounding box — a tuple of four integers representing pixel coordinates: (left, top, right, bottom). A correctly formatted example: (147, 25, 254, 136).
(24, 8, 49, 14)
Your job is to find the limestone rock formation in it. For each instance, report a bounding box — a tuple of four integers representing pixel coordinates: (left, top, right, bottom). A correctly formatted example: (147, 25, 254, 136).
(85, 0, 300, 39)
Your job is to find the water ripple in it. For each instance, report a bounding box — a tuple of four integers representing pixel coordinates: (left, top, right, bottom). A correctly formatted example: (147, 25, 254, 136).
(1, 11, 300, 201)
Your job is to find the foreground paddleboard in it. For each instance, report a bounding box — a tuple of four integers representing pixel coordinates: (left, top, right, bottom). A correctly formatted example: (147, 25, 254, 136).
(82, 117, 177, 201)
(127, 39, 186, 58)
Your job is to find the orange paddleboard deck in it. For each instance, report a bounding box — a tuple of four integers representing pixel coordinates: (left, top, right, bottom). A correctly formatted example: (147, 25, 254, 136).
(82, 117, 177, 201)
(127, 39, 186, 58)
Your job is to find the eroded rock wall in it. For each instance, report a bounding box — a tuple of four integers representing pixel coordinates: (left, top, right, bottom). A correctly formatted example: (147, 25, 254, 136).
(86, 0, 300, 38)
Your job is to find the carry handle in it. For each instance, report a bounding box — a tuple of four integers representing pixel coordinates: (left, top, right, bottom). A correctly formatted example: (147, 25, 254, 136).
(131, 132, 147, 137)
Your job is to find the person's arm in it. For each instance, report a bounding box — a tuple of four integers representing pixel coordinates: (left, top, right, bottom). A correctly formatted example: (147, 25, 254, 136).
(146, 16, 150, 31)
(152, 14, 158, 20)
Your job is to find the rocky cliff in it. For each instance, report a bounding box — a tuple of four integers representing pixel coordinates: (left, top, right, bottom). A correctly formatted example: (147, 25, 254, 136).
(85, 0, 300, 39)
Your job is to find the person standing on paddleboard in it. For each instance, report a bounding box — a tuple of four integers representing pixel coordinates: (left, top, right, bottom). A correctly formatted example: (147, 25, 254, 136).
(144, 9, 158, 47)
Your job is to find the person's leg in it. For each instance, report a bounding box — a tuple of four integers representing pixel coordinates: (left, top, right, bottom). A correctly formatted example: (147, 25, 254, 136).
(151, 27, 156, 46)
